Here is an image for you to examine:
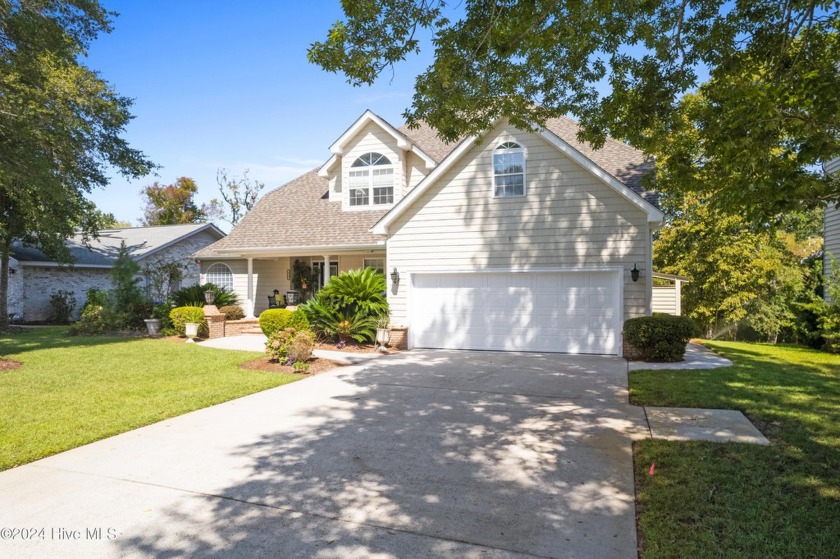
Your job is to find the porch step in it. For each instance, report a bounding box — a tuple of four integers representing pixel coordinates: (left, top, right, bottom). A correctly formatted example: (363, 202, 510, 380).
(241, 327, 265, 335)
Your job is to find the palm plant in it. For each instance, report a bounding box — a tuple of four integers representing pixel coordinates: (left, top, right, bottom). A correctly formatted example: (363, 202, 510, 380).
(318, 267, 387, 317)
(170, 283, 239, 308)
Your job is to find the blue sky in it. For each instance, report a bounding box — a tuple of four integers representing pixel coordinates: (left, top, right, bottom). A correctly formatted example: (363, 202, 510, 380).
(86, 1, 435, 229)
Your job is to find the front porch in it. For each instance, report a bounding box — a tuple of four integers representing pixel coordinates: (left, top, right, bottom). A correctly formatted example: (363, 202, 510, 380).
(198, 249, 386, 318)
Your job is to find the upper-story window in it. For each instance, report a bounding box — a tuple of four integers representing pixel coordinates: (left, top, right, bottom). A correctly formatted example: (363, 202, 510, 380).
(493, 141, 525, 197)
(349, 152, 394, 207)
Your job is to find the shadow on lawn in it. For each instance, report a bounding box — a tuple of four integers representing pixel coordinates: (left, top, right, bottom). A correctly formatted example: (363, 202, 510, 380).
(633, 342, 840, 555)
(0, 326, 148, 356)
(114, 351, 644, 558)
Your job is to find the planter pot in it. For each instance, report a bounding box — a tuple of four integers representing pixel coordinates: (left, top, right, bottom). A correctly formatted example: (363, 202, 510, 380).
(144, 318, 161, 336)
(376, 328, 390, 346)
(185, 322, 200, 343)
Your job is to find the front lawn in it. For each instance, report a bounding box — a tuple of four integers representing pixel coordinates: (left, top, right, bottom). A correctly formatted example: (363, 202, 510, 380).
(630, 342, 840, 558)
(0, 327, 300, 471)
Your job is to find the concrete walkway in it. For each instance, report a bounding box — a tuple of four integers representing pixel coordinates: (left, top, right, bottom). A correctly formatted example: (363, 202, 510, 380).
(0, 350, 648, 559)
(627, 343, 732, 370)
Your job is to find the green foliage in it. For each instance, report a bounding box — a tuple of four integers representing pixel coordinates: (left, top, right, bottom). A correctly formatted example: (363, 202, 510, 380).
(169, 306, 207, 337)
(309, 1, 839, 216)
(170, 283, 239, 308)
(69, 305, 107, 335)
(84, 288, 109, 310)
(142, 258, 187, 303)
(292, 361, 310, 374)
(292, 259, 314, 291)
(258, 308, 310, 337)
(109, 241, 151, 329)
(265, 328, 315, 365)
(219, 305, 245, 321)
(318, 267, 388, 317)
(300, 268, 388, 343)
(0, 0, 154, 330)
(624, 314, 694, 362)
(210, 168, 265, 227)
(654, 194, 822, 341)
(141, 177, 206, 226)
(48, 290, 76, 324)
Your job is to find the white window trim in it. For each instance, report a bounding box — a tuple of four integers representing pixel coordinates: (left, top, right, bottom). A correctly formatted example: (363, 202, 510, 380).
(364, 258, 385, 273)
(205, 262, 234, 291)
(345, 152, 397, 211)
(491, 140, 527, 198)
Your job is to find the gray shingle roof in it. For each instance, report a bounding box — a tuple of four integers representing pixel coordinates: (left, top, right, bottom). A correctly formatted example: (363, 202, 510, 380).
(13, 223, 224, 266)
(196, 115, 656, 257)
(194, 170, 387, 258)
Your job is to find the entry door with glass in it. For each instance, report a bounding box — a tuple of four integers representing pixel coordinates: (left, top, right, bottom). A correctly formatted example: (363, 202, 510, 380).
(312, 261, 339, 292)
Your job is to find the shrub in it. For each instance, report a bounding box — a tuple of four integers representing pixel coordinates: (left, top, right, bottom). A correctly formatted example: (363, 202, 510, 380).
(219, 305, 245, 321)
(259, 308, 310, 337)
(171, 283, 239, 308)
(69, 305, 106, 335)
(48, 290, 77, 324)
(169, 306, 207, 337)
(110, 242, 149, 329)
(623, 314, 695, 362)
(265, 328, 315, 364)
(318, 267, 387, 317)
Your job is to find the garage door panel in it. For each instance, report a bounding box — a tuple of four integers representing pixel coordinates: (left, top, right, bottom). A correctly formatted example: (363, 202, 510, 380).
(411, 271, 620, 355)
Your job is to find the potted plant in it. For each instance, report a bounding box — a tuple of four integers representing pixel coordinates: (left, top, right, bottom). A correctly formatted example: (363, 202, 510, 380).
(144, 302, 166, 336)
(375, 315, 390, 350)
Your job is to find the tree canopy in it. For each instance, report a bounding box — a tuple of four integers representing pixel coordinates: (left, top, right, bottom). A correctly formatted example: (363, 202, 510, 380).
(209, 168, 265, 227)
(0, 0, 154, 329)
(140, 177, 206, 226)
(309, 0, 840, 213)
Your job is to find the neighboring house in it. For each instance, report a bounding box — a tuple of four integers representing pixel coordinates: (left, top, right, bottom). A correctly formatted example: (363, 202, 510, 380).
(651, 272, 690, 316)
(8, 223, 225, 322)
(825, 157, 840, 303)
(195, 110, 664, 355)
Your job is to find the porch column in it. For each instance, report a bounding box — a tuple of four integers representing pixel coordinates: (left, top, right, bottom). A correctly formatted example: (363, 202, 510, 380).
(246, 257, 255, 318)
(323, 255, 332, 286)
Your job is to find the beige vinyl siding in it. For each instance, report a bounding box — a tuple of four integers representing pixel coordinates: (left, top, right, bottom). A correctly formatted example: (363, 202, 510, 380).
(826, 157, 840, 303)
(652, 287, 678, 315)
(404, 151, 430, 196)
(201, 258, 291, 315)
(386, 123, 651, 327)
(342, 122, 404, 211)
(329, 173, 342, 201)
(826, 204, 840, 303)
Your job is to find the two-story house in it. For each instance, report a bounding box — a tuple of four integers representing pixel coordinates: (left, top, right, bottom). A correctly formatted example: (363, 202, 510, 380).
(194, 110, 664, 355)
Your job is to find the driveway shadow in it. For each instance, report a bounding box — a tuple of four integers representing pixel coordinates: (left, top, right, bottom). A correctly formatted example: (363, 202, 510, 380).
(111, 351, 647, 558)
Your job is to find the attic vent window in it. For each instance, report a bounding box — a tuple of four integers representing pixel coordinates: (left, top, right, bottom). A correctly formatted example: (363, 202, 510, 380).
(493, 141, 525, 197)
(349, 152, 394, 207)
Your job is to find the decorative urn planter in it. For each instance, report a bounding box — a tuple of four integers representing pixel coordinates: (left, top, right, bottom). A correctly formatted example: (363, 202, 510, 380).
(376, 328, 390, 347)
(185, 322, 200, 343)
(144, 318, 161, 336)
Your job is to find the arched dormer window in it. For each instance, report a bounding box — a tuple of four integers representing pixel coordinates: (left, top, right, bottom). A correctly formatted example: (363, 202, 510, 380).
(349, 152, 394, 207)
(205, 262, 234, 291)
(493, 141, 525, 197)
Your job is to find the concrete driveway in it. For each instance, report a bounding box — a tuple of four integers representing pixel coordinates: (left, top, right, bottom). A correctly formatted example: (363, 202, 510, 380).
(0, 350, 648, 558)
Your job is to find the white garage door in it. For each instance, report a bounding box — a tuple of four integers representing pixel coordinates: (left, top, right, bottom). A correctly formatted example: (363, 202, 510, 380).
(410, 271, 620, 354)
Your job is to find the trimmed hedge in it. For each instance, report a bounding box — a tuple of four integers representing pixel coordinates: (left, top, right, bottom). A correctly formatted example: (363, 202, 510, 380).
(623, 313, 695, 362)
(258, 308, 310, 337)
(219, 305, 245, 321)
(170, 306, 207, 337)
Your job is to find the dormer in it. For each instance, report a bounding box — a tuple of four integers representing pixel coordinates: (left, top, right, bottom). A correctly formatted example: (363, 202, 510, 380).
(318, 110, 437, 211)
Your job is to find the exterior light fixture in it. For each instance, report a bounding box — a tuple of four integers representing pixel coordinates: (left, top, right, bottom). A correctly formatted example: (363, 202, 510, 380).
(631, 263, 640, 282)
(204, 289, 216, 305)
(390, 267, 400, 284)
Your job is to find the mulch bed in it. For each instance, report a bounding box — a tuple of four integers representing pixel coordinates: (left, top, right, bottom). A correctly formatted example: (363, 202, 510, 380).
(239, 356, 341, 376)
(315, 341, 398, 354)
(0, 358, 22, 371)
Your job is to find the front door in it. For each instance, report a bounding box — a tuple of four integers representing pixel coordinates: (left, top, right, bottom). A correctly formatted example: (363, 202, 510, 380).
(312, 261, 339, 292)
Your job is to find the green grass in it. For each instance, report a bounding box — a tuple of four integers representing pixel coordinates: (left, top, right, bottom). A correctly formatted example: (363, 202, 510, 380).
(630, 342, 840, 558)
(0, 327, 300, 471)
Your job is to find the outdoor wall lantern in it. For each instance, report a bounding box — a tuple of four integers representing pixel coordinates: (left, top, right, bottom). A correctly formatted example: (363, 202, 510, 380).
(390, 267, 400, 284)
(631, 263, 640, 282)
(204, 289, 216, 305)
